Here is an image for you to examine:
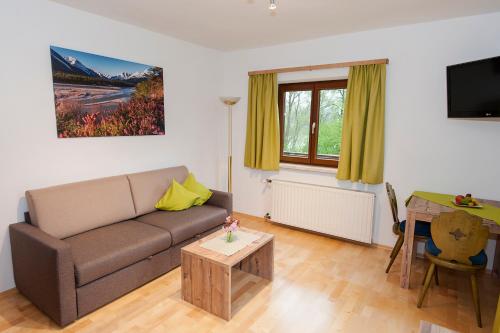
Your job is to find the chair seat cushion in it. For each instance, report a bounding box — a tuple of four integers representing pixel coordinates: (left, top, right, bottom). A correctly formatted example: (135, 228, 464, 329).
(399, 220, 431, 237)
(64, 220, 172, 287)
(425, 238, 487, 266)
(135, 205, 227, 246)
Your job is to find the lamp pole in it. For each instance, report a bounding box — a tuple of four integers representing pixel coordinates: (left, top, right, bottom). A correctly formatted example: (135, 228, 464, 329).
(219, 97, 240, 193)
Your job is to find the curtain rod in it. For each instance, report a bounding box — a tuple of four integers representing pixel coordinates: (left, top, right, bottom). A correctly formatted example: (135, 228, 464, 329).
(247, 58, 389, 76)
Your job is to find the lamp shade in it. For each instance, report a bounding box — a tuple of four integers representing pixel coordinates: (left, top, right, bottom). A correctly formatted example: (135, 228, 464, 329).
(220, 96, 240, 106)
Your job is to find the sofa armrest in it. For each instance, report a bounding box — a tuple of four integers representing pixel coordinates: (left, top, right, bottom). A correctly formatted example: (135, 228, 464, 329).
(207, 190, 233, 215)
(9, 222, 77, 326)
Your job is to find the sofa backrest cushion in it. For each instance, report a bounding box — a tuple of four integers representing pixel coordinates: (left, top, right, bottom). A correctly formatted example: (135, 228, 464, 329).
(127, 166, 189, 216)
(26, 176, 136, 239)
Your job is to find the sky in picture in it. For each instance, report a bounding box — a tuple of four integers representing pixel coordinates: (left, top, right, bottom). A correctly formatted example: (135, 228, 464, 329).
(51, 46, 152, 76)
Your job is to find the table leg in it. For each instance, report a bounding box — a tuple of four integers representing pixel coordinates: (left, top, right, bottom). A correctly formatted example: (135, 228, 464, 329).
(400, 212, 416, 288)
(239, 239, 274, 281)
(182, 252, 231, 320)
(493, 234, 500, 278)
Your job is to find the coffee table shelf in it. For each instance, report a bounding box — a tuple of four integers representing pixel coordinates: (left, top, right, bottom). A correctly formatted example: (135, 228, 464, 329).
(181, 227, 274, 320)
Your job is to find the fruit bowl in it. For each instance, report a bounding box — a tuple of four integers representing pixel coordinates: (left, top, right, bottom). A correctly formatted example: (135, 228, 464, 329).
(451, 200, 483, 208)
(453, 194, 483, 208)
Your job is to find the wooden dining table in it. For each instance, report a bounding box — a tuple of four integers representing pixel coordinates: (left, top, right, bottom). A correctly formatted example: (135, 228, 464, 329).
(401, 196, 500, 288)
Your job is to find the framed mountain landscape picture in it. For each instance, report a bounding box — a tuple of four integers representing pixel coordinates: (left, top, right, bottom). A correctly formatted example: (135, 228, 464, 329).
(50, 46, 165, 138)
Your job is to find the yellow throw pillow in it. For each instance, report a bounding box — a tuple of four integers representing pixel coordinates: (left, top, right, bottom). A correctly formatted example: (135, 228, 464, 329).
(155, 179, 200, 211)
(183, 173, 213, 206)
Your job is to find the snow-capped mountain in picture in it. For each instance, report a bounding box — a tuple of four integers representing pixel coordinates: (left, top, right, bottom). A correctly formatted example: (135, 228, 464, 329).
(95, 71, 111, 79)
(64, 56, 101, 77)
(50, 48, 91, 77)
(49, 45, 165, 138)
(110, 69, 152, 81)
(50, 47, 155, 82)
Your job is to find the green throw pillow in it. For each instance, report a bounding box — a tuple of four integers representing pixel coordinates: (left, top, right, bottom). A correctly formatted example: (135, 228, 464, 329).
(183, 173, 213, 206)
(155, 179, 200, 211)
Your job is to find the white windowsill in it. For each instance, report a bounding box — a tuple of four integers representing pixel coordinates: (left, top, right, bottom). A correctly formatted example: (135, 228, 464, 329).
(279, 163, 338, 174)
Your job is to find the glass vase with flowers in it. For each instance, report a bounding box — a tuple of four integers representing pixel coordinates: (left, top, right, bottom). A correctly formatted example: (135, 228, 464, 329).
(222, 216, 240, 243)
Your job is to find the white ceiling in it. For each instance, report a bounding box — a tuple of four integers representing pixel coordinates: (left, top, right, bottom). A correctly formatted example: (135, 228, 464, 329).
(51, 0, 500, 51)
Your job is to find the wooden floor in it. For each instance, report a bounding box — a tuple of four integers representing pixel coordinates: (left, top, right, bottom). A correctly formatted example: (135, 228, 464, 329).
(0, 213, 499, 333)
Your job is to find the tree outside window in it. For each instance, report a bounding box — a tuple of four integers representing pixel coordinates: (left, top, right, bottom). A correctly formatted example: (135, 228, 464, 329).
(279, 80, 347, 168)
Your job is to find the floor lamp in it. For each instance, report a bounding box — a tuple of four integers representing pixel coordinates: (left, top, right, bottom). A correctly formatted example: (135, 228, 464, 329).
(219, 97, 240, 193)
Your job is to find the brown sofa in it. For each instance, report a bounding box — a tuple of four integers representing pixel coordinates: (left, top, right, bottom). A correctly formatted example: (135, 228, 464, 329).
(9, 166, 232, 326)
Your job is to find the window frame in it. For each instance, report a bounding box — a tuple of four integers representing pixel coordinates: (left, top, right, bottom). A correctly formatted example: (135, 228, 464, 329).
(278, 79, 347, 168)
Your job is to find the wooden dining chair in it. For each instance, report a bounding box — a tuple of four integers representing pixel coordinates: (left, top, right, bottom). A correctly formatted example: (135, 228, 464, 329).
(385, 182, 432, 273)
(417, 210, 489, 328)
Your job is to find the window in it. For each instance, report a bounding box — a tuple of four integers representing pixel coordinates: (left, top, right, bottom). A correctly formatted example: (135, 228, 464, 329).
(278, 80, 347, 168)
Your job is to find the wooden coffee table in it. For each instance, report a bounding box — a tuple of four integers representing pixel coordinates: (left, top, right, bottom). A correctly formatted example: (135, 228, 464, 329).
(181, 227, 274, 320)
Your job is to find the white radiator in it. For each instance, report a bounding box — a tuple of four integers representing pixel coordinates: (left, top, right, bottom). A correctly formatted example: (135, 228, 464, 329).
(270, 180, 375, 244)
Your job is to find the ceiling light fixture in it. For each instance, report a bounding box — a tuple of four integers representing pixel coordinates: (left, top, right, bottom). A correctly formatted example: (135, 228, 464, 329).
(269, 0, 277, 10)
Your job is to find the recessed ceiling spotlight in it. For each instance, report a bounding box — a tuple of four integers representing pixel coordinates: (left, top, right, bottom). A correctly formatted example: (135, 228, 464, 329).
(269, 0, 277, 10)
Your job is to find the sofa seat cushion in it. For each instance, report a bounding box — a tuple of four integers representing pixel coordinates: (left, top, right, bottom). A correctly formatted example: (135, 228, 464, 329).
(135, 205, 227, 245)
(64, 220, 172, 287)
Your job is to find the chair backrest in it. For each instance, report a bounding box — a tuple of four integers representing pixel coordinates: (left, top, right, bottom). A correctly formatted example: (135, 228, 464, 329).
(385, 182, 399, 224)
(431, 210, 489, 265)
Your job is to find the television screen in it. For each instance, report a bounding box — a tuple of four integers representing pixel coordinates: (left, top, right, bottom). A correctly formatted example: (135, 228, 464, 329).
(447, 56, 500, 118)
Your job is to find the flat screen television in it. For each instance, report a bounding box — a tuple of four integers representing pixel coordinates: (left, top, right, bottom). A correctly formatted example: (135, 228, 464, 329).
(447, 56, 500, 119)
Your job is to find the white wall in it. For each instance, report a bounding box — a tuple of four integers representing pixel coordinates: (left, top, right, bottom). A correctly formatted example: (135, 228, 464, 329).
(0, 0, 225, 291)
(221, 13, 500, 267)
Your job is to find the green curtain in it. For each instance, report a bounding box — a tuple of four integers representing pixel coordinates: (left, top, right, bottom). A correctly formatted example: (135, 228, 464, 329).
(336, 64, 386, 184)
(244, 73, 280, 171)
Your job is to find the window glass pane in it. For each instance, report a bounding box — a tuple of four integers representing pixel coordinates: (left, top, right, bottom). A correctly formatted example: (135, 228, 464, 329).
(317, 89, 346, 158)
(283, 90, 312, 156)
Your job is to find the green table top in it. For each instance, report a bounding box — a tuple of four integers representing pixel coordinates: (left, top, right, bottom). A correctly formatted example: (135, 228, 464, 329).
(408, 191, 500, 225)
